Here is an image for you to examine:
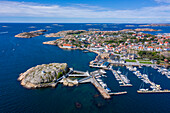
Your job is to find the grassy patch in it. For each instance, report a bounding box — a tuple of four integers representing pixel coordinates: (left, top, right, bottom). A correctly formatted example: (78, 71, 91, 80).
(125, 59, 137, 62)
(138, 59, 150, 61)
(139, 61, 153, 64)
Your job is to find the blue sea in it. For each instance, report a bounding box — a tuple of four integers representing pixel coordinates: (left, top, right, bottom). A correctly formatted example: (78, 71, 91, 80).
(0, 23, 170, 113)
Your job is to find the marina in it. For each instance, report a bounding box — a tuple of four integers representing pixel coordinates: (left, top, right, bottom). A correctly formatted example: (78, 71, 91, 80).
(157, 67, 170, 79)
(130, 66, 170, 94)
(76, 69, 128, 99)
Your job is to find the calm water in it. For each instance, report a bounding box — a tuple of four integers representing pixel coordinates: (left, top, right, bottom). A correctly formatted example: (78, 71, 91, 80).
(0, 23, 169, 113)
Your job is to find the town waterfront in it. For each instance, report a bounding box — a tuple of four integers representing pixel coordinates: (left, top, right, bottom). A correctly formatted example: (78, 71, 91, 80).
(0, 23, 170, 113)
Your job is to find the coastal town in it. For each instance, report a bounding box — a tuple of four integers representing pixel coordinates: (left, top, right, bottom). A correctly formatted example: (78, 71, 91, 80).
(41, 29, 170, 97)
(44, 29, 170, 68)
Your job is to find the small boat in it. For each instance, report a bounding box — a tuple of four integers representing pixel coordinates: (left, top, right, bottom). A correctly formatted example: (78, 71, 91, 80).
(99, 81, 103, 84)
(139, 65, 142, 68)
(138, 82, 149, 91)
(106, 88, 111, 92)
(83, 50, 89, 53)
(100, 69, 106, 74)
(134, 67, 137, 71)
(119, 81, 123, 84)
(97, 79, 102, 82)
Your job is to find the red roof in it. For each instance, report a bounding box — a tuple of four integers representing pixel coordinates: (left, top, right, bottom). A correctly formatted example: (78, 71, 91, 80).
(148, 46, 153, 48)
(166, 36, 170, 39)
(63, 44, 72, 46)
(156, 47, 161, 49)
(138, 47, 144, 49)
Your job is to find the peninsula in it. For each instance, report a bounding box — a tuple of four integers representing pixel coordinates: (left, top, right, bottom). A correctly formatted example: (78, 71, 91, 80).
(15, 29, 47, 38)
(43, 29, 170, 67)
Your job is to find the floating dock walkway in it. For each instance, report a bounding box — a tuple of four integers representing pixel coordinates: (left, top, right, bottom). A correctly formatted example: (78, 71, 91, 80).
(110, 69, 132, 87)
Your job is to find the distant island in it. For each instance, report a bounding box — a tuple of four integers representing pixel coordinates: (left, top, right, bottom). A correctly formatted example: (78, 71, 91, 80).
(120, 28, 161, 32)
(18, 63, 68, 88)
(45, 28, 160, 38)
(15, 29, 47, 38)
(139, 24, 170, 27)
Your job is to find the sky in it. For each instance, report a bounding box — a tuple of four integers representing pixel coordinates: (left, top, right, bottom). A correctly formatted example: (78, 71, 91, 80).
(0, 0, 170, 23)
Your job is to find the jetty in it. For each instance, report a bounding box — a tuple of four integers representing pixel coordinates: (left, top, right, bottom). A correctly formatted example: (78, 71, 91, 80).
(91, 75, 111, 99)
(109, 91, 127, 95)
(68, 71, 90, 77)
(137, 89, 170, 94)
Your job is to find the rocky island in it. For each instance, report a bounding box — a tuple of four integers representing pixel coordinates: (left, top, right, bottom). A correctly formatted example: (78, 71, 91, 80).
(139, 24, 170, 27)
(134, 28, 161, 32)
(15, 29, 47, 38)
(18, 63, 69, 88)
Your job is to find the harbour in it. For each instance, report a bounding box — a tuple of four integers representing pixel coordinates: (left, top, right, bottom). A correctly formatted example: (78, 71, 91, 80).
(89, 53, 170, 94)
(0, 23, 170, 113)
(63, 69, 128, 99)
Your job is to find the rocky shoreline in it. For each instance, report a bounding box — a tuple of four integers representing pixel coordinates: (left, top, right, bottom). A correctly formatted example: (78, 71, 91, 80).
(43, 40, 99, 55)
(45, 30, 86, 37)
(43, 40, 57, 45)
(18, 63, 68, 88)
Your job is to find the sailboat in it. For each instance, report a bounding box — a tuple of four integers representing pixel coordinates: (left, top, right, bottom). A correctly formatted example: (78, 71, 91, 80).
(117, 68, 121, 74)
(139, 65, 142, 68)
(139, 82, 149, 91)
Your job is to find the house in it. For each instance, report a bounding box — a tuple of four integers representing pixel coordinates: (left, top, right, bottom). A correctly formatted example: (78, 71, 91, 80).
(105, 45, 110, 49)
(144, 41, 149, 45)
(105, 49, 113, 52)
(62, 44, 73, 48)
(155, 47, 162, 52)
(164, 41, 169, 46)
(159, 42, 163, 46)
(147, 46, 154, 51)
(138, 46, 144, 50)
(163, 47, 170, 51)
(132, 34, 136, 37)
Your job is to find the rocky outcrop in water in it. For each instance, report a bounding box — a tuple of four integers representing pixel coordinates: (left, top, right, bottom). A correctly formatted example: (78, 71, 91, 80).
(43, 40, 57, 45)
(18, 63, 68, 88)
(15, 29, 47, 38)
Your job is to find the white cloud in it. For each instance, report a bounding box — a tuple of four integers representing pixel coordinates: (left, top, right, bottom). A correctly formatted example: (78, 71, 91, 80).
(155, 0, 170, 3)
(0, 1, 169, 20)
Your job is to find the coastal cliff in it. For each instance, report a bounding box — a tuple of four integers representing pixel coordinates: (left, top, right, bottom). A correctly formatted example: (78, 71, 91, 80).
(18, 63, 68, 88)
